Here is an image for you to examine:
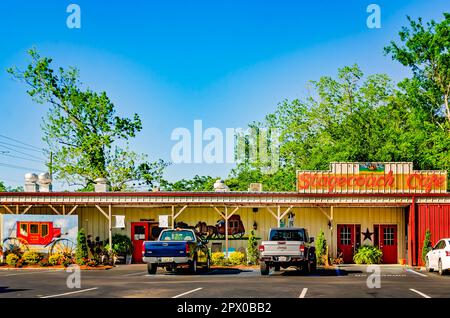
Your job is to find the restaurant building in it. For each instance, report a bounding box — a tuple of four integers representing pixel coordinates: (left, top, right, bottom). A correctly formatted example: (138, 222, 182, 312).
(1, 162, 449, 266)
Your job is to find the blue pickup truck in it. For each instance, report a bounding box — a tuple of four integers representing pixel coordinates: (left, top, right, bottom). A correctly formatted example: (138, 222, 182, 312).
(142, 228, 210, 274)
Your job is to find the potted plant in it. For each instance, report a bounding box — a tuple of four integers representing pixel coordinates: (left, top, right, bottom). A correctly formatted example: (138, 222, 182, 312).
(106, 234, 133, 264)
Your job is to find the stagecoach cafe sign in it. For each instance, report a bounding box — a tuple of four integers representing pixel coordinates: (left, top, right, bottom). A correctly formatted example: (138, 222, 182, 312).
(297, 162, 448, 193)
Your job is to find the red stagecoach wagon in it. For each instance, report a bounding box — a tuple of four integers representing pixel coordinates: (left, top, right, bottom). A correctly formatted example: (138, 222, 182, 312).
(2, 221, 76, 256)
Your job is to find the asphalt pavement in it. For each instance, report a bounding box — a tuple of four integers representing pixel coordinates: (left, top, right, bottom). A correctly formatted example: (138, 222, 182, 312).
(0, 264, 449, 298)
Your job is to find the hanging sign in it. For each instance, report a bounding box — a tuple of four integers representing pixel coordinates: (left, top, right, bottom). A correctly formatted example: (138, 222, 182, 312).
(114, 215, 125, 228)
(159, 215, 169, 228)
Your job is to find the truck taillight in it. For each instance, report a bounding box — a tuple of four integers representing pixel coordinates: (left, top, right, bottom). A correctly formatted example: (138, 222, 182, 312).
(142, 242, 146, 255)
(446, 251, 450, 257)
(186, 244, 190, 254)
(299, 244, 305, 253)
(259, 245, 265, 252)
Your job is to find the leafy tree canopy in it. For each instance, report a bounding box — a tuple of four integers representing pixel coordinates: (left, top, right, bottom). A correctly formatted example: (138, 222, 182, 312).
(8, 49, 168, 191)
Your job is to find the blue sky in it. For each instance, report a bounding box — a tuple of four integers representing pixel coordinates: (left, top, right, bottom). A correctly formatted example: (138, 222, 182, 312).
(0, 1, 448, 190)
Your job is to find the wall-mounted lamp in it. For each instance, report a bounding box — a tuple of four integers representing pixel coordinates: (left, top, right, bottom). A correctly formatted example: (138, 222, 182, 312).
(253, 221, 258, 230)
(252, 208, 259, 213)
(328, 221, 332, 230)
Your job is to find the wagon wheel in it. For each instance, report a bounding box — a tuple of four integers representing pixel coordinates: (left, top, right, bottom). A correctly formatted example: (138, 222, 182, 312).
(49, 239, 76, 257)
(231, 232, 244, 239)
(2, 237, 29, 254)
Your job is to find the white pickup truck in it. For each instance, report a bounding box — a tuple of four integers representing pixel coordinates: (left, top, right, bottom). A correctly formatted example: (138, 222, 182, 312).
(259, 227, 316, 275)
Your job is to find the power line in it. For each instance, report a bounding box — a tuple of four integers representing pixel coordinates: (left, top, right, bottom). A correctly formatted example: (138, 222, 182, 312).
(0, 134, 42, 151)
(0, 141, 43, 154)
(0, 145, 46, 161)
(0, 162, 45, 173)
(0, 152, 45, 164)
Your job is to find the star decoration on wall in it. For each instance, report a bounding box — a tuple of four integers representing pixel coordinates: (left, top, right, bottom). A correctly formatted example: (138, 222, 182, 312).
(362, 228, 374, 241)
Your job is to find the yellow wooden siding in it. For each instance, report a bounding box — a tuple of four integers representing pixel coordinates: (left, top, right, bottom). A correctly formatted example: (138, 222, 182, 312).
(0, 205, 405, 262)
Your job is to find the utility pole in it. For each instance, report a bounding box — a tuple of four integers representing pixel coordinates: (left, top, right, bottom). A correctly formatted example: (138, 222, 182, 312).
(49, 151, 53, 178)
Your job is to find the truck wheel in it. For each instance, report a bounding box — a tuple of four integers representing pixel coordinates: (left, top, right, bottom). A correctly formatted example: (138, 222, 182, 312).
(274, 265, 280, 272)
(165, 267, 173, 272)
(147, 263, 157, 275)
(302, 261, 311, 275)
(310, 259, 317, 273)
(189, 258, 198, 274)
(260, 262, 270, 276)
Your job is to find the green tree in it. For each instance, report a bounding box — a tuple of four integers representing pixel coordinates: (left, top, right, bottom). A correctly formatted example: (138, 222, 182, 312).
(76, 228, 89, 265)
(315, 230, 327, 266)
(0, 181, 23, 192)
(385, 13, 450, 126)
(246, 230, 259, 265)
(161, 175, 218, 191)
(8, 48, 168, 191)
(230, 65, 398, 191)
(385, 14, 450, 186)
(421, 229, 433, 264)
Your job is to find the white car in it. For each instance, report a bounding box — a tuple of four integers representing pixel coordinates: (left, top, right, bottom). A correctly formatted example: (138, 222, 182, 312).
(425, 238, 450, 275)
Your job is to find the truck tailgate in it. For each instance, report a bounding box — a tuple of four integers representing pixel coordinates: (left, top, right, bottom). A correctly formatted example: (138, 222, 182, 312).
(143, 241, 187, 257)
(261, 241, 303, 256)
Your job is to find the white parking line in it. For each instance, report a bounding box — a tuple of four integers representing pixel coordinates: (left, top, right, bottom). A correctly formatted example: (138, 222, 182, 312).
(172, 287, 203, 298)
(299, 288, 308, 298)
(409, 288, 431, 298)
(40, 287, 99, 298)
(122, 271, 148, 277)
(406, 269, 428, 277)
(2, 269, 63, 277)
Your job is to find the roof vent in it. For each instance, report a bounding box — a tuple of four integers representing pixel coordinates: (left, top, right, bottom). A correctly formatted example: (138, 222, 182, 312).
(213, 179, 230, 192)
(38, 172, 52, 192)
(248, 183, 263, 192)
(94, 178, 109, 192)
(24, 173, 39, 192)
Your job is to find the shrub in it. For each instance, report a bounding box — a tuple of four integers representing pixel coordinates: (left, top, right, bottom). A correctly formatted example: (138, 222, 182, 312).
(6, 253, 19, 267)
(353, 245, 383, 264)
(421, 229, 432, 264)
(106, 234, 133, 255)
(76, 228, 89, 265)
(86, 258, 99, 267)
(315, 230, 327, 265)
(61, 255, 74, 267)
(49, 254, 63, 266)
(246, 230, 259, 265)
(22, 251, 42, 265)
(211, 252, 226, 266)
(228, 251, 246, 266)
(39, 258, 50, 267)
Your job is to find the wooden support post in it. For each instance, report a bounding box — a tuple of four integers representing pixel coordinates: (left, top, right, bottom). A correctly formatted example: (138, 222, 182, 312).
(16, 205, 19, 215)
(94, 205, 109, 219)
(279, 206, 293, 220)
(277, 206, 281, 227)
(63, 205, 66, 215)
(68, 205, 78, 215)
(225, 206, 229, 258)
(21, 205, 33, 215)
(108, 205, 112, 253)
(48, 205, 61, 215)
(171, 205, 175, 229)
(171, 205, 188, 228)
(266, 207, 278, 220)
(2, 205, 14, 214)
(330, 206, 334, 258)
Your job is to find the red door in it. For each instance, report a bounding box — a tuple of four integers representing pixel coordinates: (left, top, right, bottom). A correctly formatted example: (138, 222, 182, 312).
(337, 224, 361, 263)
(28, 223, 41, 245)
(131, 222, 149, 263)
(374, 225, 398, 264)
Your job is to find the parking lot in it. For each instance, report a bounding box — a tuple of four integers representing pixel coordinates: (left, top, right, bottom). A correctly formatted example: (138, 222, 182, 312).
(1, 264, 449, 298)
